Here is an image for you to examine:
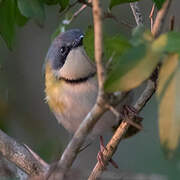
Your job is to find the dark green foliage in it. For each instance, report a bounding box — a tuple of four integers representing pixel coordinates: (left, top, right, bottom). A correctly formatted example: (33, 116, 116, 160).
(0, 0, 16, 49)
(17, 0, 45, 25)
(153, 0, 166, 9)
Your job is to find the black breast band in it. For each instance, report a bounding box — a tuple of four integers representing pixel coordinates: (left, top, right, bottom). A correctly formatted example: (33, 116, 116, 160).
(60, 72, 96, 84)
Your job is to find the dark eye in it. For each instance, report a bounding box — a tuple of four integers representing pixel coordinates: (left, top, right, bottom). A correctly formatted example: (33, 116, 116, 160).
(60, 46, 66, 54)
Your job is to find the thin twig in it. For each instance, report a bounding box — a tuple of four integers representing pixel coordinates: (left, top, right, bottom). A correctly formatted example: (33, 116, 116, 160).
(92, 0, 105, 92)
(105, 52, 115, 69)
(0, 129, 49, 176)
(130, 2, 143, 26)
(105, 103, 119, 118)
(152, 0, 172, 37)
(88, 81, 155, 180)
(59, 1, 78, 17)
(23, 144, 49, 168)
(149, 3, 155, 31)
(68, 0, 92, 24)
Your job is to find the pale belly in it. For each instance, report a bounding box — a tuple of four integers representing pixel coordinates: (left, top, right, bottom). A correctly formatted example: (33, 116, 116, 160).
(54, 78, 98, 134)
(46, 75, 133, 139)
(46, 77, 122, 139)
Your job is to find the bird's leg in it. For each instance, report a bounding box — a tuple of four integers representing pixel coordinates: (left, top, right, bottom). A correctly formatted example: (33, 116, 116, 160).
(97, 136, 118, 169)
(121, 105, 142, 131)
(106, 103, 142, 131)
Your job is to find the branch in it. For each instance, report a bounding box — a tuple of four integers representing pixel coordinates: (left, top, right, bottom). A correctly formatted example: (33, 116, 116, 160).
(46, 94, 128, 180)
(59, 1, 78, 18)
(152, 0, 172, 37)
(88, 0, 172, 179)
(88, 80, 155, 180)
(92, 0, 105, 97)
(61, 0, 92, 26)
(149, 3, 155, 31)
(66, 0, 92, 24)
(0, 155, 28, 180)
(130, 2, 144, 26)
(0, 129, 49, 177)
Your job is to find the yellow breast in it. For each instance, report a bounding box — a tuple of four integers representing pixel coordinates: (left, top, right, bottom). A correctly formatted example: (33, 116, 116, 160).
(45, 63, 66, 115)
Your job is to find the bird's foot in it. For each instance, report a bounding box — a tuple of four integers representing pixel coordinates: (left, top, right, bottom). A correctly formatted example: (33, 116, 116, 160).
(121, 105, 143, 131)
(97, 136, 118, 170)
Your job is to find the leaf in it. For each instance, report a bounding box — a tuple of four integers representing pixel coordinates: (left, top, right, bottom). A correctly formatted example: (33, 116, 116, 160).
(104, 34, 131, 62)
(153, 0, 165, 10)
(84, 27, 131, 62)
(130, 25, 153, 46)
(59, 0, 69, 12)
(109, 0, 140, 9)
(156, 54, 180, 159)
(153, 32, 180, 55)
(17, 0, 45, 25)
(15, 3, 28, 27)
(84, 27, 94, 61)
(0, 0, 16, 50)
(104, 43, 160, 92)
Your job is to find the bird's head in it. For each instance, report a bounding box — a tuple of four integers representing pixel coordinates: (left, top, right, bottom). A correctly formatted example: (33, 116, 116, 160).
(45, 29, 96, 82)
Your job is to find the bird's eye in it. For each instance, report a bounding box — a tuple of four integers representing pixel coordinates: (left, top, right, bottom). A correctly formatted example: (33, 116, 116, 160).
(60, 46, 66, 54)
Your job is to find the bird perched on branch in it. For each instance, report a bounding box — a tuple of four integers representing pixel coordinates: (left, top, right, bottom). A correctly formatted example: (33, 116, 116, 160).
(44, 29, 141, 146)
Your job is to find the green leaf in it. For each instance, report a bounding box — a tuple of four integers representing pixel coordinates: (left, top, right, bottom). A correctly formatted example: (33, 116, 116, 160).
(84, 27, 94, 61)
(153, 0, 165, 10)
(15, 3, 28, 27)
(109, 0, 140, 9)
(130, 25, 153, 46)
(105, 43, 160, 92)
(59, 0, 69, 12)
(84, 27, 131, 62)
(17, 0, 45, 25)
(0, 0, 16, 50)
(156, 54, 180, 159)
(104, 34, 131, 61)
(153, 32, 180, 55)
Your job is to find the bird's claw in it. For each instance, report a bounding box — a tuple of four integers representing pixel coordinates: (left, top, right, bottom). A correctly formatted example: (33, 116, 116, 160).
(121, 105, 143, 131)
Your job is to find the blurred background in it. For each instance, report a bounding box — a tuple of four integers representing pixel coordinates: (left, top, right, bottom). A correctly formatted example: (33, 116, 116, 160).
(0, 0, 180, 179)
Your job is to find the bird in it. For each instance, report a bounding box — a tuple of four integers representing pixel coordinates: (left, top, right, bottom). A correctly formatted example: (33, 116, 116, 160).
(44, 28, 141, 143)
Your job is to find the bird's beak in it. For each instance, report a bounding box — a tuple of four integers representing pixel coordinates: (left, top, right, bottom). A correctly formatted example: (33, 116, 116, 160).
(71, 35, 84, 48)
